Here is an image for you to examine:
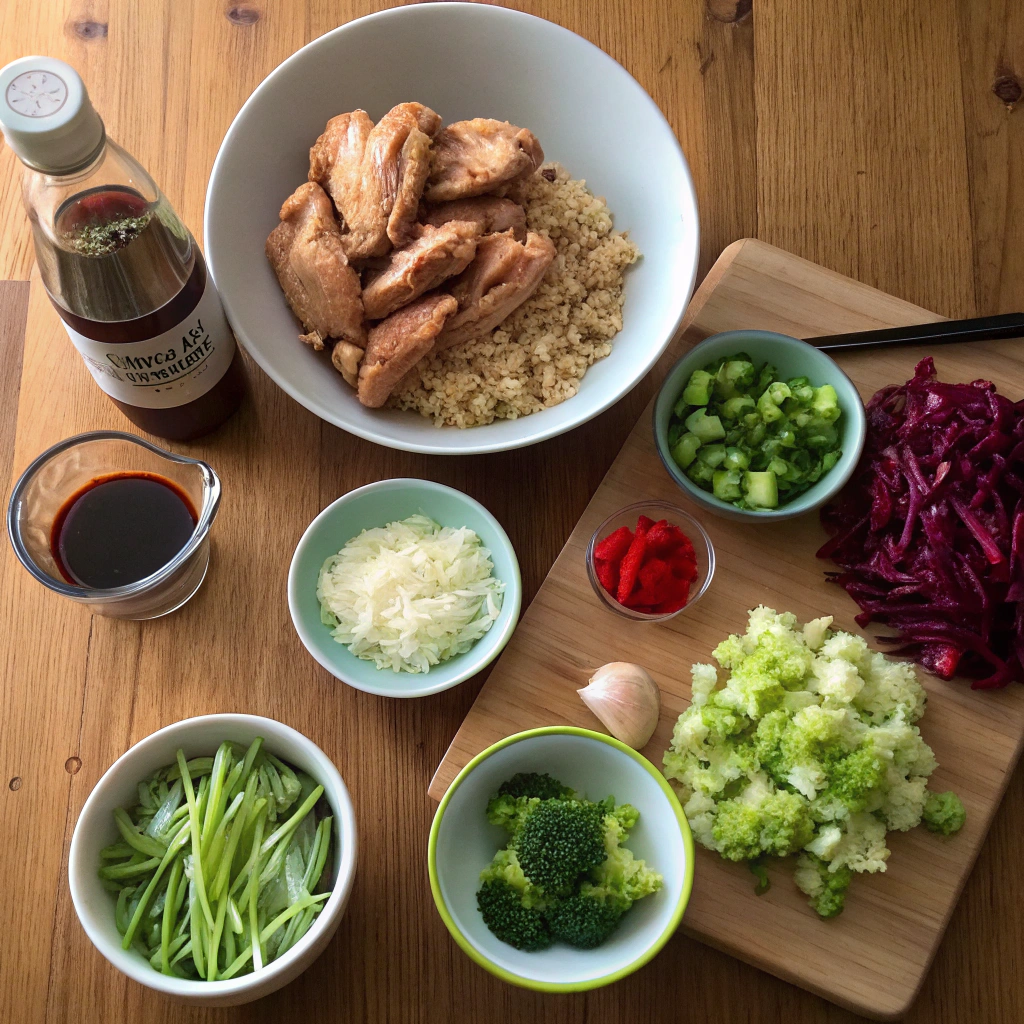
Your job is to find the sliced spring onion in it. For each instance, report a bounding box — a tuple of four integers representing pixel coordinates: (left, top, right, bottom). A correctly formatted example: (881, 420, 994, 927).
(101, 739, 332, 981)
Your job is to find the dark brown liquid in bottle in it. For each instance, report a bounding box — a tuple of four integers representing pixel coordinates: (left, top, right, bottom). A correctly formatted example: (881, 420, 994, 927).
(51, 186, 244, 442)
(51, 472, 198, 589)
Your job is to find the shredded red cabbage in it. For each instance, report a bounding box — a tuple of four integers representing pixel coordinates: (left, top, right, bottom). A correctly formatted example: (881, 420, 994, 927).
(818, 357, 1024, 689)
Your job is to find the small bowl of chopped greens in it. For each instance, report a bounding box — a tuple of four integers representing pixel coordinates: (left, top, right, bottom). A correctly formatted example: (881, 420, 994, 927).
(428, 727, 693, 992)
(288, 478, 521, 698)
(653, 330, 866, 521)
(68, 714, 357, 1005)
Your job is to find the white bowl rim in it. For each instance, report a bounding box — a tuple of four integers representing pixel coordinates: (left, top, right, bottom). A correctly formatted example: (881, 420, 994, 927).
(427, 725, 695, 992)
(287, 478, 523, 697)
(653, 329, 868, 521)
(68, 713, 358, 997)
(204, 2, 700, 455)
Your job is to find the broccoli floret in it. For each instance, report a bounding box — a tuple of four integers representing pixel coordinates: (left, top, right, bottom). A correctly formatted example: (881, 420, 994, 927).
(545, 892, 624, 949)
(498, 773, 574, 801)
(588, 813, 663, 906)
(607, 802, 640, 836)
(794, 852, 852, 918)
(476, 879, 552, 951)
(922, 791, 966, 836)
(479, 848, 547, 908)
(514, 800, 606, 893)
(486, 793, 540, 835)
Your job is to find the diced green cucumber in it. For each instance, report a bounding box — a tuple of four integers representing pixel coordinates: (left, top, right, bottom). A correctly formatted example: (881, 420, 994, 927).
(697, 443, 728, 469)
(671, 431, 702, 469)
(721, 395, 756, 421)
(681, 369, 714, 407)
(687, 461, 715, 486)
(802, 422, 839, 450)
(723, 446, 750, 470)
(684, 408, 726, 442)
(744, 470, 779, 509)
(713, 469, 743, 501)
(714, 360, 756, 399)
(756, 388, 786, 423)
(811, 384, 841, 423)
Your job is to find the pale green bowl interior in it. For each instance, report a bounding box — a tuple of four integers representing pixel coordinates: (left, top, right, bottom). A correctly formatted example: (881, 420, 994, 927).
(653, 330, 867, 522)
(288, 479, 521, 697)
(428, 728, 693, 992)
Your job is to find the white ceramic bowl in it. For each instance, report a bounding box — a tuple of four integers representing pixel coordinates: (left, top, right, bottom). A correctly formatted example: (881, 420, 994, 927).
(205, 3, 699, 454)
(288, 478, 521, 698)
(428, 727, 693, 991)
(68, 715, 357, 1006)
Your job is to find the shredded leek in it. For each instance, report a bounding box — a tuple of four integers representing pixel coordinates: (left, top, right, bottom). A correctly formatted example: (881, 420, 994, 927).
(100, 738, 333, 980)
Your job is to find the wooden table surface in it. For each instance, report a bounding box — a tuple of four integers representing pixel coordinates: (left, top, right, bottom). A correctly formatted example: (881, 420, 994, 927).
(1, 3, 1021, 1023)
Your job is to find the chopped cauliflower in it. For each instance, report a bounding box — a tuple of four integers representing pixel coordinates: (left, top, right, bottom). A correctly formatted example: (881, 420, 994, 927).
(663, 607, 964, 918)
(805, 823, 843, 860)
(689, 663, 719, 707)
(829, 812, 890, 873)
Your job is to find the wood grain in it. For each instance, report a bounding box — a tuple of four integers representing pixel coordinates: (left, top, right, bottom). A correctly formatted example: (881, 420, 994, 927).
(429, 237, 1024, 1019)
(1, 2, 1023, 1023)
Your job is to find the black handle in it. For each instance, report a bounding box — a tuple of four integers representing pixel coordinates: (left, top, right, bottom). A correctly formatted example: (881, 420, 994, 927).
(807, 312, 1024, 351)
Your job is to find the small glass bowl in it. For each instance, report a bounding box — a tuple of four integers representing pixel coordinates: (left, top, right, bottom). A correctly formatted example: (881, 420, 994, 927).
(6, 431, 221, 620)
(585, 500, 715, 622)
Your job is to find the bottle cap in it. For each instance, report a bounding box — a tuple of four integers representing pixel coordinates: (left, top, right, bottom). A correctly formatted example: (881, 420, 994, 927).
(0, 56, 104, 173)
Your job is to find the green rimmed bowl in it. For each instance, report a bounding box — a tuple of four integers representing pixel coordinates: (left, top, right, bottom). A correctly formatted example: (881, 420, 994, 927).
(428, 727, 693, 992)
(653, 330, 867, 522)
(288, 479, 521, 698)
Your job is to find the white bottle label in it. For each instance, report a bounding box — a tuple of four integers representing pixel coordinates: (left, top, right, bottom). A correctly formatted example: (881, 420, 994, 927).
(63, 279, 236, 409)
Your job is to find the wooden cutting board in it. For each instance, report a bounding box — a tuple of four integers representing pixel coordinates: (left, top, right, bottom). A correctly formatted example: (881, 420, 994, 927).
(427, 239, 1024, 1021)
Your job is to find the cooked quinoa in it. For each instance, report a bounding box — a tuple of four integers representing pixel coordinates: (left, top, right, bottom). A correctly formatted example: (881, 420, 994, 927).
(387, 164, 640, 427)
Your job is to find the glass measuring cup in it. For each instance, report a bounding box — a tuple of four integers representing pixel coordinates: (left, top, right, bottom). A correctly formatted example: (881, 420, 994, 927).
(7, 430, 220, 619)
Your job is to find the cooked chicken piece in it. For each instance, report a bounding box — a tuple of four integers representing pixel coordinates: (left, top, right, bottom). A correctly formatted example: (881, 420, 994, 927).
(435, 230, 555, 351)
(362, 221, 482, 320)
(358, 293, 458, 408)
(309, 103, 441, 259)
(265, 182, 366, 349)
(331, 341, 364, 388)
(387, 128, 433, 248)
(425, 119, 543, 202)
(420, 196, 527, 242)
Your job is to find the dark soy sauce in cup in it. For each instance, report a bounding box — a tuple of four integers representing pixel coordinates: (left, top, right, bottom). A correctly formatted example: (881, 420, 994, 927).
(51, 473, 197, 589)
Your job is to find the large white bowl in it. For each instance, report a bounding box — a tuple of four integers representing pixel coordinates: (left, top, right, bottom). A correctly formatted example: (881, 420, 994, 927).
(205, 3, 699, 454)
(68, 715, 358, 1006)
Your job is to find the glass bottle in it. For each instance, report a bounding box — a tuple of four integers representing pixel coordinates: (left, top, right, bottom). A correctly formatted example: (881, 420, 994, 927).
(0, 56, 245, 441)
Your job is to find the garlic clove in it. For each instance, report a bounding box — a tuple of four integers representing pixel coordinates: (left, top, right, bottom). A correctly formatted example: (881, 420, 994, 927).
(577, 662, 661, 750)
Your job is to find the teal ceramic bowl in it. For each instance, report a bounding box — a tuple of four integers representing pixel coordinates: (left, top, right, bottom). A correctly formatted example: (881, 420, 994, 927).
(428, 727, 693, 992)
(288, 479, 521, 697)
(653, 330, 867, 522)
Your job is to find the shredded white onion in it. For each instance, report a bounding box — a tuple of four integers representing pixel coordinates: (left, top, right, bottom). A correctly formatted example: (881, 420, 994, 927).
(317, 514, 505, 674)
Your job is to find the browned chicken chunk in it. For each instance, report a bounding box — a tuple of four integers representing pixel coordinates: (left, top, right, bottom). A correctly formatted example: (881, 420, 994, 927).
(331, 341, 364, 387)
(309, 102, 441, 258)
(425, 119, 544, 202)
(436, 230, 556, 351)
(362, 221, 482, 320)
(265, 182, 365, 349)
(420, 196, 527, 242)
(358, 294, 458, 408)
